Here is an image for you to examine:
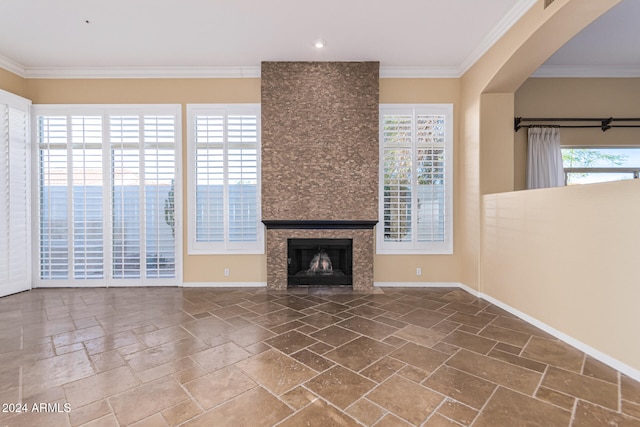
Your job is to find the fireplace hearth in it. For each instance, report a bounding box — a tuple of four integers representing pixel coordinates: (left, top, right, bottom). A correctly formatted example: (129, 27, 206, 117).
(288, 238, 353, 287)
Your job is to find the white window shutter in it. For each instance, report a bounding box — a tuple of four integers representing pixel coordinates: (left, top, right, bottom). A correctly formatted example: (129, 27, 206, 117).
(195, 114, 225, 243)
(143, 115, 176, 279)
(378, 105, 453, 255)
(188, 105, 263, 254)
(0, 105, 9, 289)
(8, 107, 30, 286)
(0, 90, 31, 297)
(227, 114, 259, 244)
(39, 116, 70, 280)
(36, 105, 180, 286)
(71, 116, 104, 279)
(111, 115, 142, 279)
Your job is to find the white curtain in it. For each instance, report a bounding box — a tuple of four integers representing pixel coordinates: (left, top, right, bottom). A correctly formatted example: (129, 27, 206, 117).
(526, 127, 565, 189)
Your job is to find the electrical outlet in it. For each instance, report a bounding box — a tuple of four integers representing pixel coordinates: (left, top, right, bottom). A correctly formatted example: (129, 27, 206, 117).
(224, 268, 230, 277)
(416, 267, 422, 276)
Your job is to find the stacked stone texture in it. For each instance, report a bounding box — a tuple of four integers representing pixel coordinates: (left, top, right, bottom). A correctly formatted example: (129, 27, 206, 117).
(261, 62, 379, 291)
(266, 229, 374, 292)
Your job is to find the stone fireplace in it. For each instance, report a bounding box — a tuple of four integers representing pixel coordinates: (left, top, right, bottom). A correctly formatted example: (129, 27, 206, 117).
(261, 62, 379, 291)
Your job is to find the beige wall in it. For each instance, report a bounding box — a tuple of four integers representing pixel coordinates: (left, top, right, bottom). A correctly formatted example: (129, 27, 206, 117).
(480, 93, 515, 195)
(482, 180, 640, 371)
(514, 77, 640, 190)
(0, 68, 26, 97)
(24, 78, 261, 104)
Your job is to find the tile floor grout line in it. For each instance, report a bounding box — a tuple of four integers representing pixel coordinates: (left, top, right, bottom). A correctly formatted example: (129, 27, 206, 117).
(533, 362, 550, 400)
(467, 385, 501, 427)
(618, 370, 623, 413)
(568, 396, 579, 427)
(419, 391, 460, 427)
(104, 395, 118, 427)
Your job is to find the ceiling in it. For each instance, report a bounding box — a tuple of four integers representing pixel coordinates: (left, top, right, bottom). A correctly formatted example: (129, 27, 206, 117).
(0, 0, 637, 79)
(534, 0, 640, 77)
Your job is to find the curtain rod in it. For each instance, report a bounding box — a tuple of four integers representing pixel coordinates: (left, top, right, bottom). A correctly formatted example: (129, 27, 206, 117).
(514, 117, 640, 132)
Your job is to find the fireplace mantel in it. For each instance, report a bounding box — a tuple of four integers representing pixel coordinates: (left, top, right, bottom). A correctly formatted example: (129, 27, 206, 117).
(262, 220, 377, 230)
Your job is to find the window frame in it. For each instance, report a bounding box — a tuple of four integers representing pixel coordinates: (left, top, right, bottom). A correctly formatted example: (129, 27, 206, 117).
(186, 104, 264, 255)
(32, 104, 183, 287)
(377, 104, 454, 255)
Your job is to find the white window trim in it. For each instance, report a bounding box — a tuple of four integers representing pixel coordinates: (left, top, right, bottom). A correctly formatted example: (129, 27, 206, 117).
(186, 104, 264, 255)
(377, 103, 454, 255)
(31, 104, 183, 287)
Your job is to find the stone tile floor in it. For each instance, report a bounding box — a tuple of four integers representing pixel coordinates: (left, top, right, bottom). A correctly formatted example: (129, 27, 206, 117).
(0, 286, 639, 426)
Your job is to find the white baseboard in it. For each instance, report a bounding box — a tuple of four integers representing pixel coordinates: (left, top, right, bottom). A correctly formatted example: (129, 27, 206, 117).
(182, 281, 267, 288)
(374, 281, 465, 288)
(456, 282, 481, 297)
(373, 281, 640, 382)
(479, 292, 640, 383)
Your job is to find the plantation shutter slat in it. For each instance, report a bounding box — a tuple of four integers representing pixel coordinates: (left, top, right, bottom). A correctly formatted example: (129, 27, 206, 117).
(39, 116, 70, 280)
(195, 115, 225, 243)
(416, 114, 446, 243)
(0, 105, 8, 288)
(227, 115, 258, 243)
(71, 116, 104, 279)
(8, 107, 30, 285)
(144, 115, 176, 279)
(0, 90, 31, 297)
(111, 116, 141, 279)
(382, 114, 413, 242)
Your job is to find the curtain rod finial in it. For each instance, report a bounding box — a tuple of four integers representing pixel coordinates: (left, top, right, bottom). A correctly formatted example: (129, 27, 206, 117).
(514, 117, 522, 132)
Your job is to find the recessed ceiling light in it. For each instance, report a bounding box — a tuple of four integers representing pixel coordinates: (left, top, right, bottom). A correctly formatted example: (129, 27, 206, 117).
(314, 40, 325, 49)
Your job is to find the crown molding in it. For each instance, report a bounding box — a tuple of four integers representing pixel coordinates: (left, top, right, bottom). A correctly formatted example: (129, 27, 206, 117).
(379, 66, 459, 78)
(7, 62, 640, 80)
(20, 66, 262, 79)
(457, 0, 537, 76)
(2, 63, 463, 79)
(532, 65, 640, 78)
(0, 55, 27, 77)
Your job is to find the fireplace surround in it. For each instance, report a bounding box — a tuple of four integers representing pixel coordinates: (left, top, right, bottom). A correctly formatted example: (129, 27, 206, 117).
(263, 220, 376, 291)
(261, 62, 379, 292)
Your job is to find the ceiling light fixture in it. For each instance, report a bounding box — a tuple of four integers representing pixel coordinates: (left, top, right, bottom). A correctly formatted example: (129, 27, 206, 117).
(314, 40, 325, 49)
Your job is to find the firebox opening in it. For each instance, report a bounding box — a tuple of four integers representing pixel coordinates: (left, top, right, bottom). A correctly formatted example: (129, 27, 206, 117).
(287, 238, 353, 287)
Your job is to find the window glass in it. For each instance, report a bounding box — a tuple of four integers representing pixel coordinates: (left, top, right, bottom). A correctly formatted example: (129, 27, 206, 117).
(562, 148, 640, 185)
